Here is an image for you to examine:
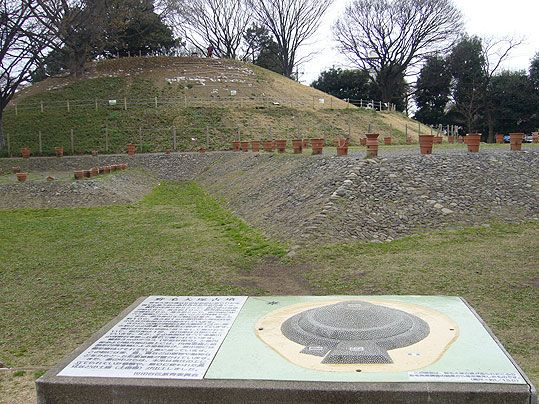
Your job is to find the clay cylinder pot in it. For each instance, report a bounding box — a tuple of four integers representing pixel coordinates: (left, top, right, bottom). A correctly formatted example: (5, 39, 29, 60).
(310, 138, 325, 155)
(419, 135, 434, 155)
(74, 170, 84, 180)
(16, 172, 28, 182)
(292, 139, 303, 154)
(465, 133, 481, 153)
(302, 139, 309, 148)
(21, 147, 31, 158)
(104, 166, 111, 174)
(384, 137, 392, 145)
(55, 147, 64, 157)
(365, 133, 380, 158)
(274, 139, 287, 153)
(90, 167, 98, 177)
(448, 136, 455, 144)
(509, 133, 523, 151)
(232, 141, 241, 151)
(532, 132, 539, 143)
(240, 142, 249, 152)
(337, 146, 348, 156)
(127, 143, 136, 156)
(251, 141, 260, 152)
(434, 136, 443, 144)
(495, 134, 504, 144)
(83, 170, 91, 178)
(263, 140, 274, 152)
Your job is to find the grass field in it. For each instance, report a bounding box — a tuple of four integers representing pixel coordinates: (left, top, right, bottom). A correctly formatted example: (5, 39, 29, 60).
(0, 181, 537, 402)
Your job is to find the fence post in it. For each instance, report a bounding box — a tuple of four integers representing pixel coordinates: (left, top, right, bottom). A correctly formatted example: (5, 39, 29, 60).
(155, 97, 158, 108)
(40, 101, 44, 113)
(184, 95, 187, 108)
(139, 127, 143, 152)
(348, 117, 351, 139)
(430, 126, 433, 136)
(67, 100, 70, 112)
(6, 133, 11, 156)
(172, 126, 177, 151)
(389, 124, 392, 138)
(312, 96, 315, 109)
(95, 98, 98, 111)
(70, 129, 74, 155)
(368, 123, 372, 133)
(237, 127, 241, 142)
(39, 131, 43, 155)
(418, 123, 421, 136)
(124, 98, 127, 111)
(330, 97, 333, 109)
(405, 123, 408, 140)
(206, 126, 210, 149)
(346, 98, 350, 109)
(268, 127, 272, 140)
(105, 126, 109, 152)
(14, 104, 18, 116)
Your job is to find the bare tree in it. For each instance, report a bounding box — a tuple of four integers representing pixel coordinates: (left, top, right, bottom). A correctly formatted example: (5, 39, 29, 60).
(248, 0, 334, 78)
(0, 0, 60, 150)
(170, 0, 251, 58)
(334, 0, 463, 104)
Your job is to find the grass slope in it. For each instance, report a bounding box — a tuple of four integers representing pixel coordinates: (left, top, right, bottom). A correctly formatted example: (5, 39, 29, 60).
(2, 57, 421, 156)
(1, 182, 537, 402)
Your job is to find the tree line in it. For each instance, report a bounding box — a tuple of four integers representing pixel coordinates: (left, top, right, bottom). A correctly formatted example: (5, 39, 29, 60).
(2, 0, 536, 150)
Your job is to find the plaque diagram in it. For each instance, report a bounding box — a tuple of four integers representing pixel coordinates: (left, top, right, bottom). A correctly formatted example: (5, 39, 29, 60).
(256, 300, 459, 372)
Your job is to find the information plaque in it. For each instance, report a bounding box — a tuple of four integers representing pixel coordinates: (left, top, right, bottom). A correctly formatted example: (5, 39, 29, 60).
(58, 296, 247, 379)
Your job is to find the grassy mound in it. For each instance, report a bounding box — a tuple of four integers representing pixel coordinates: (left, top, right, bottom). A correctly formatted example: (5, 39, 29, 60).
(3, 57, 421, 156)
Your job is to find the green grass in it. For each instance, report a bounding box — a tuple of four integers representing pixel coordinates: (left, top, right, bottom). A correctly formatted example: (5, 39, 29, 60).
(0, 181, 285, 369)
(0, 181, 537, 401)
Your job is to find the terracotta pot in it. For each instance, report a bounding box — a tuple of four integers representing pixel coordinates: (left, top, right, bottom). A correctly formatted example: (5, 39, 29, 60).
(165, 149, 171, 155)
(384, 137, 392, 145)
(434, 136, 443, 144)
(104, 166, 111, 174)
(310, 138, 324, 155)
(263, 140, 274, 152)
(121, 163, 128, 170)
(495, 134, 504, 144)
(90, 167, 98, 177)
(16, 172, 28, 182)
(419, 135, 434, 155)
(98, 167, 104, 175)
(240, 142, 249, 152)
(365, 133, 380, 158)
(447, 135, 455, 144)
(74, 170, 84, 180)
(127, 143, 136, 156)
(337, 146, 348, 156)
(251, 141, 260, 152)
(232, 141, 241, 151)
(274, 139, 287, 153)
(360, 138, 367, 146)
(21, 147, 31, 159)
(465, 133, 481, 153)
(54, 147, 64, 157)
(292, 139, 303, 154)
(11, 166, 21, 174)
(532, 132, 539, 143)
(83, 170, 91, 178)
(337, 138, 349, 147)
(302, 139, 309, 148)
(92, 150, 98, 157)
(509, 133, 523, 151)
(199, 147, 207, 154)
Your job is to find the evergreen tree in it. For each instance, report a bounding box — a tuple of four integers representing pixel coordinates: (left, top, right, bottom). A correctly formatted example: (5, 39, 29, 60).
(414, 56, 451, 125)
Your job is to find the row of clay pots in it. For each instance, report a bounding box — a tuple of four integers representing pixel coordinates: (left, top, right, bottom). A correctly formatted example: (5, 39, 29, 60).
(232, 139, 328, 155)
(73, 163, 127, 180)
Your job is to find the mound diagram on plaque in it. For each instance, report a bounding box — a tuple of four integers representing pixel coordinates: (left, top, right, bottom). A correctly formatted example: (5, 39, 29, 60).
(256, 299, 458, 372)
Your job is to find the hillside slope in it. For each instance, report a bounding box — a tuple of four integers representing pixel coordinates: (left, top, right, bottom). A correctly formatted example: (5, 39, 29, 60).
(3, 57, 423, 155)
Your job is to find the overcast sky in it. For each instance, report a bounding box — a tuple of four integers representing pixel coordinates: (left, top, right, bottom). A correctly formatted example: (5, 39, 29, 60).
(299, 0, 539, 84)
